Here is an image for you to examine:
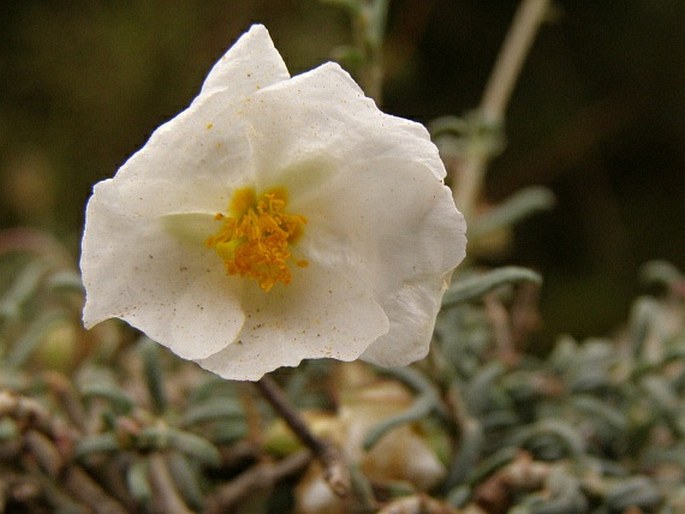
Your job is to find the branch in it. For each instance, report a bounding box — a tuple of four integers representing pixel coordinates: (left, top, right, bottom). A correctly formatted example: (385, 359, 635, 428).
(205, 450, 311, 513)
(255, 375, 350, 496)
(453, 0, 550, 220)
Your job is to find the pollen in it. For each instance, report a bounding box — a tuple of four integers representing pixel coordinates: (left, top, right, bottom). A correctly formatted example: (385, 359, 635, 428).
(206, 187, 308, 292)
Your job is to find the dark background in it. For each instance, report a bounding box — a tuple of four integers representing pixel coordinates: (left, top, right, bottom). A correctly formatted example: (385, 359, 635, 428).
(1, 0, 683, 342)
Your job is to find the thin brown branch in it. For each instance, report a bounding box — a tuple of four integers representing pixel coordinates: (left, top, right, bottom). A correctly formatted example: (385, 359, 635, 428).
(377, 493, 459, 514)
(24, 430, 63, 479)
(255, 375, 350, 496)
(0, 390, 71, 441)
(43, 371, 87, 430)
(218, 439, 261, 469)
(63, 466, 128, 514)
(510, 282, 542, 349)
(484, 293, 518, 366)
(205, 450, 311, 514)
(473, 452, 551, 514)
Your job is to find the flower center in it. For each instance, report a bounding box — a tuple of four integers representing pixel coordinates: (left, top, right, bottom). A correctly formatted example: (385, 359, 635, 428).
(206, 187, 308, 292)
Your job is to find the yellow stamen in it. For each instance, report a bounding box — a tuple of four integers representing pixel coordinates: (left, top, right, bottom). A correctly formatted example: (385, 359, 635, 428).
(206, 187, 307, 292)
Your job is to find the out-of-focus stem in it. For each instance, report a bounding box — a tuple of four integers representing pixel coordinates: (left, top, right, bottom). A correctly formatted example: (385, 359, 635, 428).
(453, 0, 550, 220)
(206, 450, 311, 513)
(63, 466, 128, 514)
(354, 0, 390, 104)
(481, 0, 549, 122)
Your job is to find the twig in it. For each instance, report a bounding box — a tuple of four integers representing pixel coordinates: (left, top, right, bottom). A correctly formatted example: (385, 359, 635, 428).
(255, 375, 350, 496)
(377, 493, 459, 514)
(24, 430, 63, 479)
(453, 0, 550, 219)
(218, 439, 260, 469)
(205, 450, 311, 514)
(472, 452, 551, 513)
(354, 0, 390, 104)
(509, 282, 542, 349)
(0, 390, 62, 439)
(480, 0, 550, 122)
(484, 294, 518, 366)
(63, 466, 128, 514)
(43, 371, 86, 430)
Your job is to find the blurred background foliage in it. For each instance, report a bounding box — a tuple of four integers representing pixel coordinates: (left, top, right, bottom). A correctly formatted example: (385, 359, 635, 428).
(1, 0, 684, 343)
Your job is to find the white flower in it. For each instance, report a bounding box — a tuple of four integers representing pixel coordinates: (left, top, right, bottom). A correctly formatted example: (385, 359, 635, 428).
(80, 24, 466, 381)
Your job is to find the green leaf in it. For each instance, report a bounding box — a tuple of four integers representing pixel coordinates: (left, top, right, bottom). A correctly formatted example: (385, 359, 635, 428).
(139, 338, 167, 413)
(443, 266, 542, 307)
(127, 459, 152, 503)
(167, 428, 221, 468)
(0, 261, 48, 322)
(166, 452, 204, 510)
(180, 399, 244, 427)
(469, 186, 556, 238)
(75, 433, 120, 459)
(81, 383, 134, 414)
(5, 310, 66, 368)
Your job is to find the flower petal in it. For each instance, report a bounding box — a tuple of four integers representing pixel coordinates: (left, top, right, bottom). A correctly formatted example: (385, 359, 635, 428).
(225, 61, 466, 365)
(81, 180, 246, 360)
(105, 101, 257, 220)
(81, 25, 467, 378)
(199, 24, 290, 100)
(359, 185, 466, 365)
(359, 277, 448, 366)
(236, 62, 378, 189)
(81, 25, 293, 364)
(93, 26, 292, 222)
(313, 162, 464, 366)
(196, 262, 389, 381)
